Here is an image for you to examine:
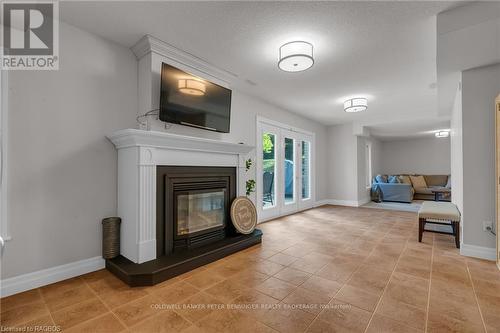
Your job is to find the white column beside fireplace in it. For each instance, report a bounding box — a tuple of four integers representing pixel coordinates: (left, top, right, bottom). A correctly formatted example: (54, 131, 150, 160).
(107, 129, 254, 263)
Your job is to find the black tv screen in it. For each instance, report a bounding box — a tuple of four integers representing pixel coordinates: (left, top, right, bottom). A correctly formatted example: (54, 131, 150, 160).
(159, 63, 231, 133)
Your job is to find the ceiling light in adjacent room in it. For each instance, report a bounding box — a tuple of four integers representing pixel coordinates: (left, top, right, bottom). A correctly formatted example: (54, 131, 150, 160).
(278, 41, 314, 72)
(178, 79, 206, 96)
(435, 130, 449, 138)
(344, 98, 368, 113)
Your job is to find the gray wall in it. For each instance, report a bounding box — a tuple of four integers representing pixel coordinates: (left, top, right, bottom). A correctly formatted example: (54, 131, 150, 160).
(380, 137, 451, 175)
(326, 125, 382, 204)
(4, 22, 138, 279)
(370, 137, 383, 176)
(356, 137, 367, 202)
(461, 63, 499, 249)
(327, 124, 358, 202)
(3, 22, 328, 279)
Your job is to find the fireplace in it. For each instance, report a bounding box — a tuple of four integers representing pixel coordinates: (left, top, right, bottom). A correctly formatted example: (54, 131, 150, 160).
(106, 129, 262, 286)
(157, 166, 237, 256)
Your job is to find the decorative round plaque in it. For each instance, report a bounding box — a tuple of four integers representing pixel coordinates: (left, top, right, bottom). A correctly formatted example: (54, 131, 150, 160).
(230, 196, 257, 234)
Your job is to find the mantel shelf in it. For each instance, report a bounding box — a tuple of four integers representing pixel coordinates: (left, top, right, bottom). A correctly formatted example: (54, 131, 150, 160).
(107, 128, 254, 155)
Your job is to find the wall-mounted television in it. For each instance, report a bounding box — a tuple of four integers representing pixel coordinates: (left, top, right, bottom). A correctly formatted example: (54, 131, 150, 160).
(159, 63, 232, 133)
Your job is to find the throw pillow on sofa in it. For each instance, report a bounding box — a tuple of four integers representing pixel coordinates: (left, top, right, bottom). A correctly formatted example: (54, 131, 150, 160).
(399, 175, 412, 185)
(410, 175, 427, 188)
(375, 175, 388, 183)
(388, 175, 400, 183)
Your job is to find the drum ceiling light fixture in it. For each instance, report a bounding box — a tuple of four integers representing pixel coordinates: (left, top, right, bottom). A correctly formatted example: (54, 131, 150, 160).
(278, 41, 314, 72)
(435, 130, 450, 138)
(344, 97, 368, 113)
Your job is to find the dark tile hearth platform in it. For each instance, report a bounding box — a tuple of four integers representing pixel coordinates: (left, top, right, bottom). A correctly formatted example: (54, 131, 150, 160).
(106, 229, 262, 286)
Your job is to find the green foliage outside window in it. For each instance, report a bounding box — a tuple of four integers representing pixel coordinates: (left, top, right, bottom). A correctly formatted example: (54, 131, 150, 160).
(263, 133, 273, 154)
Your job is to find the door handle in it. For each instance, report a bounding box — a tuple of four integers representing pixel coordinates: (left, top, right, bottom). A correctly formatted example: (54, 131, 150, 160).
(0, 236, 4, 257)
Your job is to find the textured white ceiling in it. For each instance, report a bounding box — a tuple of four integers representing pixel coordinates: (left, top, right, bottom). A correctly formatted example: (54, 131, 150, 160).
(368, 118, 451, 141)
(60, 1, 461, 134)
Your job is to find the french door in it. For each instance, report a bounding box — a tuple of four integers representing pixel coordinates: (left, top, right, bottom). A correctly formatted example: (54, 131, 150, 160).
(257, 120, 314, 221)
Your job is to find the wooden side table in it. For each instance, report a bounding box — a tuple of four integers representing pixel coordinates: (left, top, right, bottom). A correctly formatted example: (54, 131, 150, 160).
(431, 189, 451, 202)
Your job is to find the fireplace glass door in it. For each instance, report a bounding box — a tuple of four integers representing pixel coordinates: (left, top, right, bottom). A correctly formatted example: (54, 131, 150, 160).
(176, 189, 226, 236)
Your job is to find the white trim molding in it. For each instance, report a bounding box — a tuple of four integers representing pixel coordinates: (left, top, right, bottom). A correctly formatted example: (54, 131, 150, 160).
(108, 128, 252, 154)
(329, 199, 363, 207)
(256, 115, 315, 137)
(314, 199, 333, 207)
(314, 199, 368, 207)
(460, 243, 496, 261)
(0, 62, 10, 241)
(357, 197, 371, 207)
(0, 256, 104, 297)
(131, 35, 237, 85)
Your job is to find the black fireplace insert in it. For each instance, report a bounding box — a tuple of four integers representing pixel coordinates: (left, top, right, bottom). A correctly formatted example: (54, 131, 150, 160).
(156, 166, 237, 256)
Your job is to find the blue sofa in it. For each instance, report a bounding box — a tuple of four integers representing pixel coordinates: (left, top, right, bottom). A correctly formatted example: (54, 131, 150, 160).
(371, 182, 413, 203)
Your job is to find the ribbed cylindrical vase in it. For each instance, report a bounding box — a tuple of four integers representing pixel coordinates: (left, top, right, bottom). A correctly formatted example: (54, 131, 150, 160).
(102, 217, 121, 259)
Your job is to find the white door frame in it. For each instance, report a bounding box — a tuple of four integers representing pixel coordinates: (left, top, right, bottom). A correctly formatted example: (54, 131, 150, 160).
(298, 137, 314, 211)
(256, 116, 315, 222)
(280, 128, 299, 215)
(0, 62, 10, 242)
(257, 122, 281, 221)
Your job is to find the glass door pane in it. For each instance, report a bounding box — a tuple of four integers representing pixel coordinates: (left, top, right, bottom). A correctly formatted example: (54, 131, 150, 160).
(176, 190, 225, 235)
(262, 132, 276, 209)
(284, 137, 295, 204)
(301, 141, 311, 200)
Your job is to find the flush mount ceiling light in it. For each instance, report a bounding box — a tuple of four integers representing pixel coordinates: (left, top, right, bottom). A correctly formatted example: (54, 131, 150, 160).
(178, 79, 206, 96)
(278, 41, 314, 72)
(344, 98, 368, 113)
(435, 130, 450, 138)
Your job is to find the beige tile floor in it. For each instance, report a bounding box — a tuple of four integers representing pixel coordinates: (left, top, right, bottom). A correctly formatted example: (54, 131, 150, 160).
(2, 205, 500, 332)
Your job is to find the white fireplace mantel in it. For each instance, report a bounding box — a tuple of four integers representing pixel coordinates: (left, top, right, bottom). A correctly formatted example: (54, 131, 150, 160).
(107, 129, 254, 263)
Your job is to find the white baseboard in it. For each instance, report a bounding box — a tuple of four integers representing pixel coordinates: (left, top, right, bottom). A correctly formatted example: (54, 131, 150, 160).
(1, 256, 105, 297)
(357, 197, 371, 207)
(460, 243, 496, 261)
(314, 199, 332, 207)
(331, 199, 360, 207)
(315, 199, 367, 207)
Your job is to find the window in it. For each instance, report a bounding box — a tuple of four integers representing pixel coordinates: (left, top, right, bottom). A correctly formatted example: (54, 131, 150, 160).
(284, 137, 295, 204)
(365, 142, 372, 188)
(257, 117, 315, 220)
(301, 141, 311, 200)
(262, 132, 276, 209)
